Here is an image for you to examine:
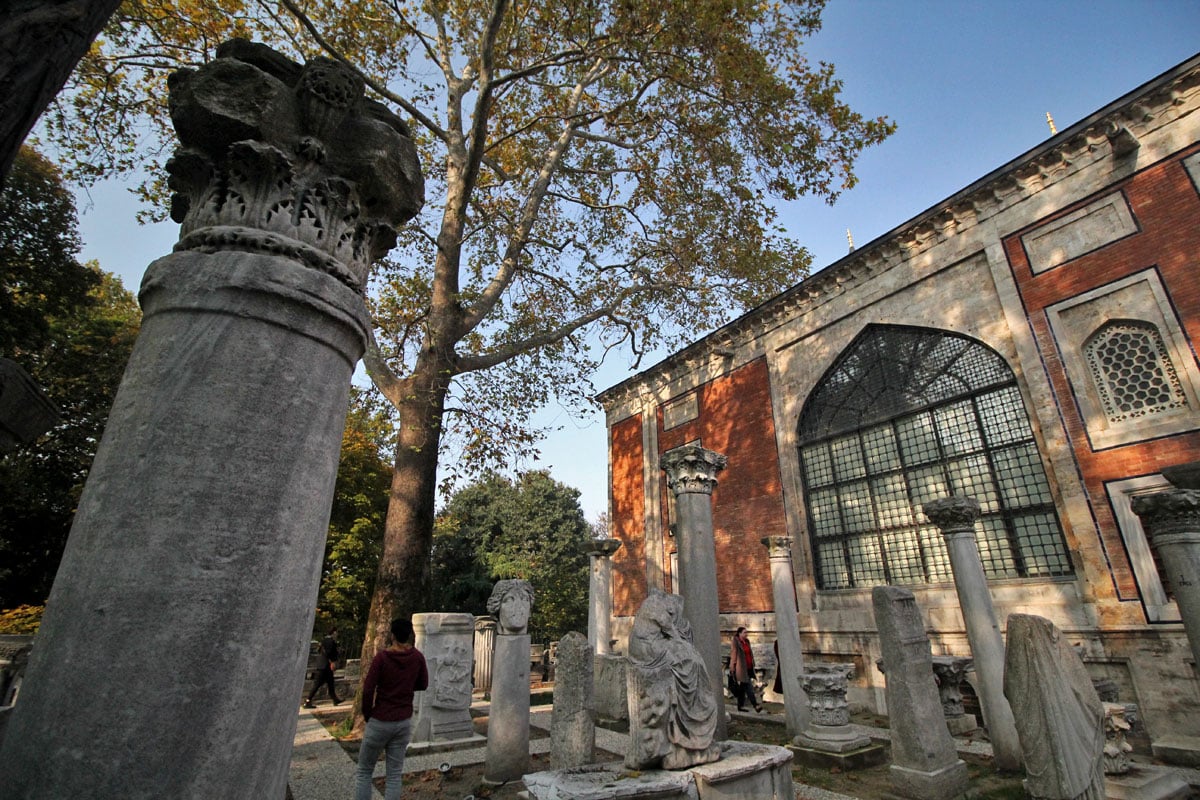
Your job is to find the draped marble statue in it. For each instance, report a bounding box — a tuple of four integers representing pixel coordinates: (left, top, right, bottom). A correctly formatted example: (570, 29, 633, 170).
(1003, 614, 1105, 800)
(624, 589, 720, 770)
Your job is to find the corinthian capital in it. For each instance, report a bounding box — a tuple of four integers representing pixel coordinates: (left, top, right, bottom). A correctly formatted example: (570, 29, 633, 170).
(660, 445, 727, 496)
(761, 535, 794, 558)
(922, 495, 982, 531)
(165, 39, 424, 292)
(584, 538, 623, 559)
(1132, 489, 1200, 539)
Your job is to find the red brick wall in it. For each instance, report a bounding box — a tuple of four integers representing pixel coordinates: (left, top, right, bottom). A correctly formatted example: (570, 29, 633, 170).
(1003, 146, 1200, 600)
(658, 358, 787, 613)
(610, 413, 647, 617)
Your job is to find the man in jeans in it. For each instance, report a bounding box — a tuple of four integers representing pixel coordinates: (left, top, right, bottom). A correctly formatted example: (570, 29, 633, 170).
(355, 618, 429, 800)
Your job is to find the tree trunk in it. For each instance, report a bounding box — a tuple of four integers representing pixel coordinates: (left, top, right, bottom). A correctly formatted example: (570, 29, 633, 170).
(0, 0, 123, 182)
(350, 360, 451, 731)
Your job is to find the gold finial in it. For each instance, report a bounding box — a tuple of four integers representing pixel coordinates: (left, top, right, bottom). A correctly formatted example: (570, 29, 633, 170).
(1046, 112, 1058, 135)
(846, 228, 855, 252)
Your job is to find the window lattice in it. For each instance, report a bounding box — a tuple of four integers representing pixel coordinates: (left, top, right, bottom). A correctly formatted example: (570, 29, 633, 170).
(1085, 321, 1186, 423)
(798, 326, 1072, 590)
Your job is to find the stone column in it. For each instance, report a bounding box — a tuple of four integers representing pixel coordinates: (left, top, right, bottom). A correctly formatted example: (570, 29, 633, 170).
(586, 538, 622, 655)
(412, 613, 476, 742)
(872, 586, 968, 800)
(660, 444, 727, 741)
(923, 495, 1022, 772)
(1132, 483, 1200, 671)
(0, 41, 422, 800)
(473, 616, 497, 694)
(761, 535, 810, 737)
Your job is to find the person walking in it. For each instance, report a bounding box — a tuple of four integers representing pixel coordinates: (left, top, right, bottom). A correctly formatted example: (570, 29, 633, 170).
(729, 627, 761, 712)
(355, 617, 428, 800)
(304, 627, 341, 708)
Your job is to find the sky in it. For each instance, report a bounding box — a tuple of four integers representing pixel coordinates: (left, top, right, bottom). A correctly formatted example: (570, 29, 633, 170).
(71, 0, 1200, 523)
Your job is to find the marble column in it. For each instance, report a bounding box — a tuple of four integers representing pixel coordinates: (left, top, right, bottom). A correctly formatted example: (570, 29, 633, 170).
(661, 444, 727, 742)
(923, 495, 1022, 772)
(0, 41, 423, 800)
(586, 538, 622, 655)
(473, 616, 497, 694)
(1132, 480, 1200, 671)
(761, 535, 810, 737)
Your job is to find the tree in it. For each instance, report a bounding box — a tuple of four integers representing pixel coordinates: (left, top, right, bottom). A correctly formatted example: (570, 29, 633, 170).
(0, 147, 98, 355)
(0, 149, 141, 606)
(432, 470, 592, 641)
(46, 0, 894, 696)
(311, 388, 396, 650)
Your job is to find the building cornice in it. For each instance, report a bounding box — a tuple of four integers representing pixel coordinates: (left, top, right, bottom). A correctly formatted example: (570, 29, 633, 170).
(596, 54, 1200, 412)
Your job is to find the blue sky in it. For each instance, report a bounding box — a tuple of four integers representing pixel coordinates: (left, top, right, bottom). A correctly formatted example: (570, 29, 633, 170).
(73, 1, 1200, 523)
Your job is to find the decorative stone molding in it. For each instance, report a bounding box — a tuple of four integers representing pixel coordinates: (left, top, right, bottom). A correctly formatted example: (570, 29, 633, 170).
(922, 495, 982, 532)
(660, 445, 727, 496)
(1102, 702, 1133, 775)
(166, 39, 423, 293)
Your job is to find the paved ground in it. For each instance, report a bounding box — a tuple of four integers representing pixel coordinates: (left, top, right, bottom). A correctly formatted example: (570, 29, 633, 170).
(287, 700, 1200, 800)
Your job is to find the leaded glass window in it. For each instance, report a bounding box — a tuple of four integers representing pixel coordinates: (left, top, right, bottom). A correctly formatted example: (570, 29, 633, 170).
(1084, 320, 1186, 423)
(798, 326, 1072, 590)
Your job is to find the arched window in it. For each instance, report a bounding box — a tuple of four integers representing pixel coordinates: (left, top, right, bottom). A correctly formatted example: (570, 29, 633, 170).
(798, 325, 1072, 590)
(1084, 319, 1186, 424)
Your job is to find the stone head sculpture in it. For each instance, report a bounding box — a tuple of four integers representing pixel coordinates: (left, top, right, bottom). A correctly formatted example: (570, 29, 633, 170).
(487, 579, 534, 635)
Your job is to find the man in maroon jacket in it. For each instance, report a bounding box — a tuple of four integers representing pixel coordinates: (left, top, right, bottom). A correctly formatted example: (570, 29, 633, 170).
(355, 618, 429, 800)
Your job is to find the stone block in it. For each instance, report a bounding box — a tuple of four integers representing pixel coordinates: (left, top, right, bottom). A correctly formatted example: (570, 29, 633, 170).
(788, 741, 887, 771)
(593, 653, 628, 721)
(1105, 766, 1193, 800)
(551, 632, 595, 770)
(883, 760, 969, 800)
(1150, 735, 1200, 768)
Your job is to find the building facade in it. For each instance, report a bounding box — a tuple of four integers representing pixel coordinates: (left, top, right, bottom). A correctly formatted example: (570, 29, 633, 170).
(598, 55, 1200, 754)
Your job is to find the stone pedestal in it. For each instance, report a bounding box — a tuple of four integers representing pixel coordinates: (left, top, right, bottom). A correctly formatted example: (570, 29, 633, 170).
(923, 495, 1022, 772)
(586, 539, 622, 656)
(550, 632, 595, 769)
(761, 535, 810, 738)
(932, 656, 979, 735)
(474, 616, 497, 694)
(660, 445, 727, 742)
(524, 741, 795, 800)
(0, 41, 422, 800)
(413, 613, 475, 742)
(792, 663, 885, 769)
(484, 633, 531, 783)
(872, 586, 968, 800)
(1132, 488, 1200, 672)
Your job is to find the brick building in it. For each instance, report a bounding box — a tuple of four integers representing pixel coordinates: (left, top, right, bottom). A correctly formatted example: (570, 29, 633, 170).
(597, 54, 1200, 755)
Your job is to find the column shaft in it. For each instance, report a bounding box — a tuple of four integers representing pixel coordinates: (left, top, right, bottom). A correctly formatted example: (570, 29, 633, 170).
(763, 536, 810, 737)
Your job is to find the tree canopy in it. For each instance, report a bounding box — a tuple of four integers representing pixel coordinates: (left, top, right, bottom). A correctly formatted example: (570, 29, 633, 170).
(0, 149, 141, 608)
(311, 388, 396, 648)
(432, 470, 592, 641)
(44, 0, 894, 703)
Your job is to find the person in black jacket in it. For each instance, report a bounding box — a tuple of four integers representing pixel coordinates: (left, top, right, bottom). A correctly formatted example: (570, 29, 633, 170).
(303, 627, 341, 708)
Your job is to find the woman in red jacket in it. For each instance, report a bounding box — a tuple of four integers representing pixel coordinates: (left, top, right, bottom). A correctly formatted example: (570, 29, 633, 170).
(355, 617, 429, 800)
(729, 627, 762, 712)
